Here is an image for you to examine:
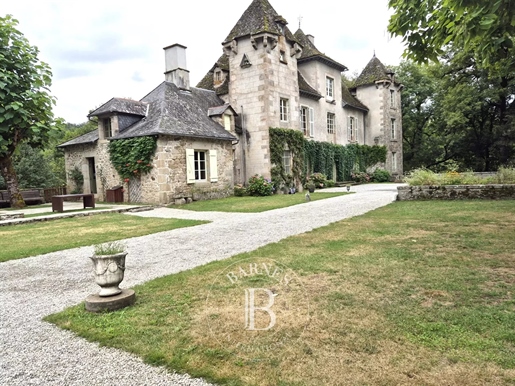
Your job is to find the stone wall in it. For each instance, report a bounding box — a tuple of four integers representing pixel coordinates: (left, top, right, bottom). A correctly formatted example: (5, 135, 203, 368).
(146, 136, 234, 205)
(397, 185, 515, 200)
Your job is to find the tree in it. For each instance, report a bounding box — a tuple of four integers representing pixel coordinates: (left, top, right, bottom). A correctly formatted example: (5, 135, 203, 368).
(0, 15, 61, 208)
(388, 0, 515, 69)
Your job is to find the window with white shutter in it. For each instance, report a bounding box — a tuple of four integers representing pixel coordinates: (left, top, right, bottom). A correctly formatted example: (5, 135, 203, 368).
(209, 150, 218, 182)
(309, 107, 314, 137)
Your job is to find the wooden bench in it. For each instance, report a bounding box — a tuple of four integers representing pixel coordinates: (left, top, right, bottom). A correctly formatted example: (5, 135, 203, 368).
(0, 189, 45, 207)
(52, 194, 95, 213)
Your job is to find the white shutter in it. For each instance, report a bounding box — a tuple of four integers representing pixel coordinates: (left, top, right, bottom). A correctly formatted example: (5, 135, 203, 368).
(355, 117, 359, 143)
(347, 116, 351, 142)
(209, 150, 218, 182)
(186, 148, 195, 183)
(309, 107, 314, 137)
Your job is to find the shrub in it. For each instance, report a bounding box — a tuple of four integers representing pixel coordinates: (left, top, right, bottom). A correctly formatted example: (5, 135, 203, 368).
(404, 169, 441, 186)
(494, 167, 515, 184)
(234, 184, 247, 197)
(351, 172, 371, 184)
(371, 169, 390, 182)
(246, 175, 274, 196)
(325, 179, 336, 188)
(308, 173, 327, 189)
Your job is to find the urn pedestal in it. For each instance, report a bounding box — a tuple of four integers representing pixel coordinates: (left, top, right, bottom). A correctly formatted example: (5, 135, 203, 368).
(89, 252, 127, 297)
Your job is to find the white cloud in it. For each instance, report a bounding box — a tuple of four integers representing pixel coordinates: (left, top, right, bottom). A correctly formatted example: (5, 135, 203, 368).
(3, 0, 406, 123)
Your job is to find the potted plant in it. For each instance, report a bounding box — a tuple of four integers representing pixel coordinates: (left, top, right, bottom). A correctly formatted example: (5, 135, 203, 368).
(306, 181, 316, 193)
(90, 241, 127, 297)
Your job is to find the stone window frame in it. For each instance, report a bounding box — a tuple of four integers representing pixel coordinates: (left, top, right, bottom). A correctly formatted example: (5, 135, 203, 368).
(392, 151, 397, 171)
(326, 76, 334, 101)
(283, 150, 292, 175)
(348, 116, 358, 142)
(103, 118, 112, 139)
(186, 149, 218, 184)
(390, 89, 395, 108)
(300, 105, 314, 137)
(280, 98, 289, 122)
(391, 118, 396, 140)
(327, 112, 335, 134)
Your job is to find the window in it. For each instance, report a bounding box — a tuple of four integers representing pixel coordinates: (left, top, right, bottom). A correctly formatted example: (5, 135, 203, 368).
(392, 152, 397, 171)
(326, 77, 334, 100)
(280, 50, 287, 63)
(390, 89, 395, 107)
(186, 149, 218, 183)
(347, 116, 358, 142)
(327, 113, 335, 134)
(215, 71, 222, 81)
(300, 106, 314, 137)
(103, 118, 112, 139)
(280, 98, 289, 122)
(283, 150, 292, 175)
(224, 114, 231, 131)
(391, 118, 396, 139)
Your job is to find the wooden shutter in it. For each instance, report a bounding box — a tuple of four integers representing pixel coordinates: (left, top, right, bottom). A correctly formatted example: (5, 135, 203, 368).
(209, 150, 218, 182)
(309, 107, 314, 137)
(355, 117, 359, 142)
(186, 148, 195, 183)
(347, 117, 351, 142)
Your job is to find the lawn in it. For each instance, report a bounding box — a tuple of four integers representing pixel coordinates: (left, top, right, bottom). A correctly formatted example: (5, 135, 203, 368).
(0, 213, 206, 262)
(173, 191, 349, 212)
(46, 201, 515, 385)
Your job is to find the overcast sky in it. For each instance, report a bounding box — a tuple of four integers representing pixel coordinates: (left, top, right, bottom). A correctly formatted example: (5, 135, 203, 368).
(3, 0, 406, 124)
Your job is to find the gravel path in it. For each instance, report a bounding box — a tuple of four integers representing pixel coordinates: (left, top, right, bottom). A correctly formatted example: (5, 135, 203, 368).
(0, 184, 400, 385)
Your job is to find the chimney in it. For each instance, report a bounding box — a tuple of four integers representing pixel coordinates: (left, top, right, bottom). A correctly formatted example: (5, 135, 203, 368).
(307, 34, 315, 45)
(163, 43, 190, 90)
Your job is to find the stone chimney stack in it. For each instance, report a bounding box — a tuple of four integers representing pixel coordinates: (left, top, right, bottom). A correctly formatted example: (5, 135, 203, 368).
(307, 34, 315, 45)
(163, 43, 190, 90)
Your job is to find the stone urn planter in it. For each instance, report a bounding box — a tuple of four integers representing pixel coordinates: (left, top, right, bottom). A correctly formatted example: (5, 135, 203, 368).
(306, 183, 316, 193)
(90, 243, 127, 297)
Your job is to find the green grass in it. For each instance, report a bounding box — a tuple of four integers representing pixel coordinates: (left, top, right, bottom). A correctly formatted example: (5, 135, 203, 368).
(0, 213, 207, 262)
(23, 207, 109, 218)
(46, 201, 515, 385)
(172, 192, 349, 212)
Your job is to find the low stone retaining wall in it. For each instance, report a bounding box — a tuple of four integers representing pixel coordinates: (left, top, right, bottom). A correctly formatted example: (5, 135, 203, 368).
(397, 184, 515, 200)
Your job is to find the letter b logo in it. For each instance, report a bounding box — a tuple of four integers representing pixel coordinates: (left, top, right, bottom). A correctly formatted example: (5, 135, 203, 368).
(244, 288, 276, 331)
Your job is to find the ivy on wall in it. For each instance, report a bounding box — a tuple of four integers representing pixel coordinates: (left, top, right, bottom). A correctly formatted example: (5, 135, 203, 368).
(269, 128, 305, 188)
(270, 128, 387, 184)
(108, 136, 158, 181)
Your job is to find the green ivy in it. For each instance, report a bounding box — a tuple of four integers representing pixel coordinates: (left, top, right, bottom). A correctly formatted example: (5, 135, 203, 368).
(270, 128, 387, 184)
(269, 128, 305, 188)
(108, 136, 158, 181)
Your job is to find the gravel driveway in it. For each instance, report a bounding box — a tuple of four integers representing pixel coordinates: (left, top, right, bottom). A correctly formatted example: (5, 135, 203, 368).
(0, 184, 400, 385)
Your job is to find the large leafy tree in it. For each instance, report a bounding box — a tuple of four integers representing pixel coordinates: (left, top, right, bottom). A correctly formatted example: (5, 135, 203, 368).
(0, 15, 61, 208)
(389, 0, 515, 170)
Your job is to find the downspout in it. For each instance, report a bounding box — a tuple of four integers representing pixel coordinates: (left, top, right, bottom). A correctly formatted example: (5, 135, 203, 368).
(241, 105, 247, 184)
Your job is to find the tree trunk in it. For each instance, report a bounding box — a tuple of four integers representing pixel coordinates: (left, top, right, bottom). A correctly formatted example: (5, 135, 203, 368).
(0, 155, 26, 209)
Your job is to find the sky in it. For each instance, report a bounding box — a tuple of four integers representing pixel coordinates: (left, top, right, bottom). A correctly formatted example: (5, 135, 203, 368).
(3, 0, 406, 124)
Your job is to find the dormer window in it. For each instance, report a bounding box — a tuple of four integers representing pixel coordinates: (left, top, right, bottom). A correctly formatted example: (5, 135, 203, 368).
(103, 118, 112, 139)
(224, 114, 231, 131)
(215, 71, 222, 82)
(280, 50, 287, 64)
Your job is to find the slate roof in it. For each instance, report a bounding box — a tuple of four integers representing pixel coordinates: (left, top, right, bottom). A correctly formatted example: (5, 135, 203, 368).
(341, 84, 369, 112)
(298, 72, 322, 100)
(196, 54, 230, 96)
(223, 0, 297, 44)
(354, 55, 393, 87)
(88, 98, 147, 117)
(208, 103, 238, 117)
(113, 82, 236, 142)
(57, 129, 98, 148)
(294, 29, 347, 72)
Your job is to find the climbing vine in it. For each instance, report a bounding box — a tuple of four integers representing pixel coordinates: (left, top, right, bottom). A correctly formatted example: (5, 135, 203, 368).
(269, 128, 305, 189)
(108, 136, 158, 181)
(270, 128, 387, 185)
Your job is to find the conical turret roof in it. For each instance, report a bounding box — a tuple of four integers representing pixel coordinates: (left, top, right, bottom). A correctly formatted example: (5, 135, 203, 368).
(354, 55, 392, 87)
(223, 0, 296, 44)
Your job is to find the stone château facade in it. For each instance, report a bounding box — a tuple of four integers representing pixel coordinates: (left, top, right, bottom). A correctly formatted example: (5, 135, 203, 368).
(59, 0, 402, 204)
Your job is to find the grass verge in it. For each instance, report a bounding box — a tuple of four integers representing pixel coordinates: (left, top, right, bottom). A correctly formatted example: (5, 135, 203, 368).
(46, 201, 515, 385)
(172, 192, 349, 212)
(1, 213, 207, 262)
